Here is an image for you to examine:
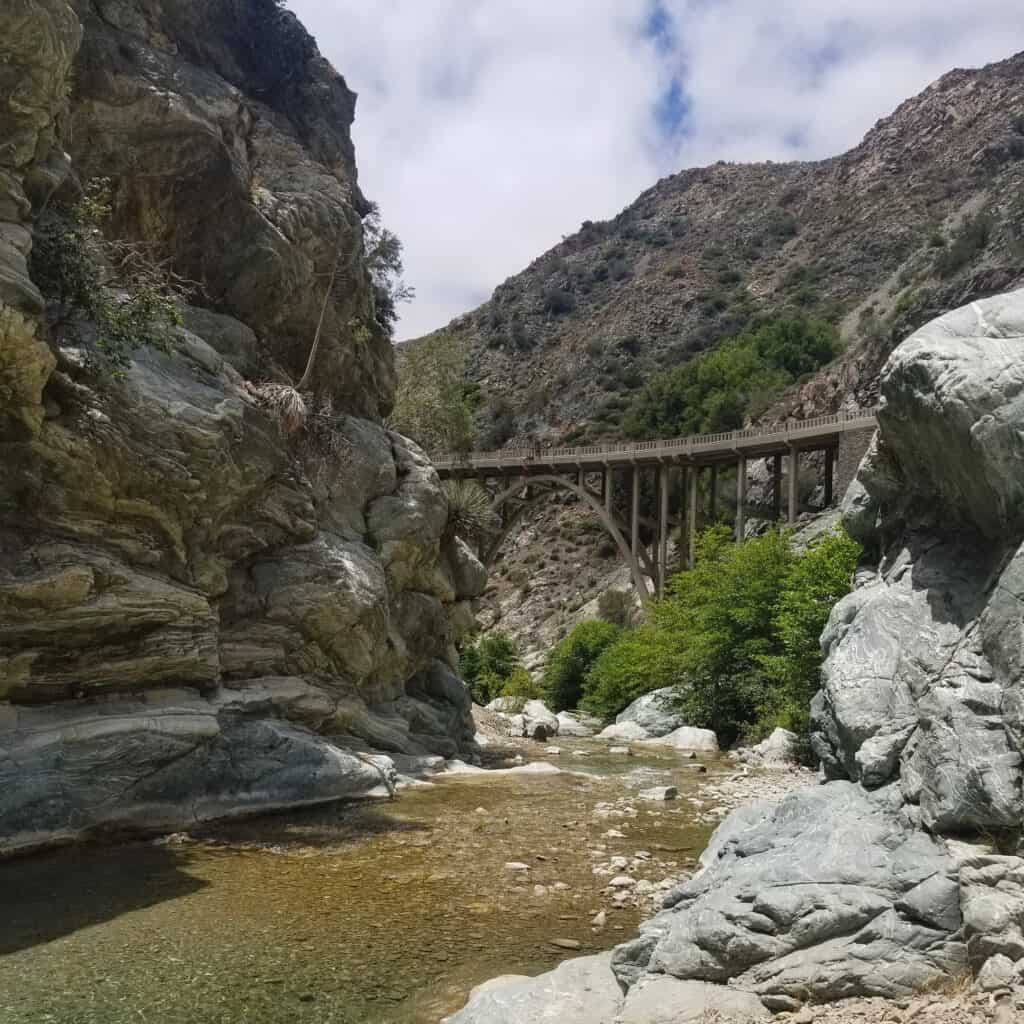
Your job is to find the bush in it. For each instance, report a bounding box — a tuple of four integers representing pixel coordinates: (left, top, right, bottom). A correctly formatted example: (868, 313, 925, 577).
(934, 213, 992, 278)
(499, 667, 545, 711)
(542, 287, 575, 316)
(30, 178, 186, 372)
(623, 315, 839, 440)
(460, 633, 521, 705)
(597, 589, 634, 628)
(543, 620, 620, 711)
(581, 526, 861, 746)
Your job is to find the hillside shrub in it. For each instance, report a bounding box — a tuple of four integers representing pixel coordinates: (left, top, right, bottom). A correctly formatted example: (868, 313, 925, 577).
(597, 589, 634, 628)
(934, 213, 992, 278)
(542, 287, 575, 316)
(623, 315, 839, 440)
(499, 667, 545, 711)
(543, 620, 620, 711)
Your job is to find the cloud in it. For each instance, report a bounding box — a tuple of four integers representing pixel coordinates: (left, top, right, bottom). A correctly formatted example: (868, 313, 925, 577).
(287, 0, 1024, 339)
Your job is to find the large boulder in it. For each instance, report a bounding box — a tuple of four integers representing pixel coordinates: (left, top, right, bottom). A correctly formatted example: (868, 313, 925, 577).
(614, 687, 686, 737)
(644, 726, 719, 752)
(557, 710, 602, 737)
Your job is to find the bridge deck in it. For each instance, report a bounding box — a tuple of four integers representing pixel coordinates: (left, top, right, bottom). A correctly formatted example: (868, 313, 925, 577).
(434, 411, 878, 478)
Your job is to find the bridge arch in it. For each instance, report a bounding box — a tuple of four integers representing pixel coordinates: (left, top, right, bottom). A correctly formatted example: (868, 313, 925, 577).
(485, 474, 654, 606)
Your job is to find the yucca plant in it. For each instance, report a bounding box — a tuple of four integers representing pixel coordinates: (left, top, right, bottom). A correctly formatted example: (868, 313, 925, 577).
(442, 479, 498, 541)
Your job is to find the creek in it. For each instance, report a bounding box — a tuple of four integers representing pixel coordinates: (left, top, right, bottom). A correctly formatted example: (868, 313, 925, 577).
(0, 741, 731, 1024)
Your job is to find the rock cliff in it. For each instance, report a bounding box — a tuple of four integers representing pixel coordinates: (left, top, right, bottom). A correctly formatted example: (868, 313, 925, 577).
(0, 1, 484, 856)
(447, 288, 1024, 1021)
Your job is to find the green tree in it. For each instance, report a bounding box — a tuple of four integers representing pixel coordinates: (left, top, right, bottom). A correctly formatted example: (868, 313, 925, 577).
(460, 633, 521, 705)
(391, 332, 475, 454)
(623, 316, 839, 440)
(758, 529, 861, 736)
(499, 666, 545, 710)
(544, 620, 620, 711)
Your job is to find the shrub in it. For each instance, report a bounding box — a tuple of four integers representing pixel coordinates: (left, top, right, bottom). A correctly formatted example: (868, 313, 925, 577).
(499, 666, 544, 711)
(623, 315, 839, 440)
(934, 213, 992, 278)
(460, 633, 522, 705)
(597, 589, 634, 628)
(441, 479, 499, 541)
(391, 331, 474, 454)
(544, 620, 620, 711)
(542, 287, 575, 316)
(31, 178, 187, 372)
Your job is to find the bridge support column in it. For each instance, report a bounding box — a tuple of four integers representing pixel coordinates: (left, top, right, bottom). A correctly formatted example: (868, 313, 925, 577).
(824, 448, 835, 507)
(578, 468, 585, 490)
(788, 447, 799, 525)
(658, 465, 669, 598)
(631, 465, 640, 558)
(709, 464, 719, 521)
(772, 456, 783, 521)
(604, 468, 613, 516)
(735, 455, 747, 541)
(686, 465, 698, 569)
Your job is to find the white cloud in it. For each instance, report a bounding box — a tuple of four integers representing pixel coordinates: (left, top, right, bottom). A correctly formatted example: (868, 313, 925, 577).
(288, 0, 1024, 339)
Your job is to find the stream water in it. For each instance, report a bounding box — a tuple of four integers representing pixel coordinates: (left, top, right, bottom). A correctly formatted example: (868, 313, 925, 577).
(0, 740, 729, 1024)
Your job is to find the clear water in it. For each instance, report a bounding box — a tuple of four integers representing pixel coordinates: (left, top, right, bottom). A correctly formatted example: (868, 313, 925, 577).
(0, 741, 727, 1024)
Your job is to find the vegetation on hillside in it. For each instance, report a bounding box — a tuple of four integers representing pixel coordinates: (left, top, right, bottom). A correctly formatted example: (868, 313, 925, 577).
(579, 525, 861, 749)
(460, 633, 525, 705)
(622, 316, 840, 439)
(390, 332, 478, 453)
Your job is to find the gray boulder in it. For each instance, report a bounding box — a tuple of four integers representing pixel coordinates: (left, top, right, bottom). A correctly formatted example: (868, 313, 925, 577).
(614, 686, 686, 737)
(556, 710, 601, 736)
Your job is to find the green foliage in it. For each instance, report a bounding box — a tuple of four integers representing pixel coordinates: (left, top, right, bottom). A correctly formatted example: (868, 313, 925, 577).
(934, 213, 992, 278)
(363, 203, 414, 335)
(623, 316, 839, 440)
(543, 620, 620, 712)
(31, 178, 186, 372)
(580, 526, 861, 750)
(460, 633, 521, 705)
(499, 666, 545, 711)
(581, 621, 687, 721)
(391, 332, 474, 454)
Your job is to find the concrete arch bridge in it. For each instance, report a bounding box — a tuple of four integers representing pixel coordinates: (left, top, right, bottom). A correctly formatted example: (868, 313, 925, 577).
(434, 411, 877, 605)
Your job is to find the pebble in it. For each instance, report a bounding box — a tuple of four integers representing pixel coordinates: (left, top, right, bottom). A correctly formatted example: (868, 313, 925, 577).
(609, 875, 636, 888)
(533, 884, 548, 897)
(549, 938, 581, 950)
(609, 856, 629, 870)
(504, 862, 530, 872)
(591, 910, 607, 928)
(552, 882, 571, 891)
(609, 746, 632, 756)
(545, 747, 561, 755)
(603, 829, 626, 839)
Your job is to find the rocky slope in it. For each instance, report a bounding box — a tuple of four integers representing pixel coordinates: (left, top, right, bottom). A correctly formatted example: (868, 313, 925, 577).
(446, 288, 1024, 1021)
(0, 1, 483, 856)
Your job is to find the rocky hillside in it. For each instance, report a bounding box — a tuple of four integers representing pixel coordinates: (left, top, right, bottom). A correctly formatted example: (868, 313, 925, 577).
(449, 287, 1024, 1024)
(423, 50, 1024, 447)
(0, 0, 484, 856)
(429, 50, 1024, 661)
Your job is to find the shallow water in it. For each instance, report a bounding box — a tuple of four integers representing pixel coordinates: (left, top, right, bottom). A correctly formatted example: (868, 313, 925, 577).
(0, 741, 727, 1024)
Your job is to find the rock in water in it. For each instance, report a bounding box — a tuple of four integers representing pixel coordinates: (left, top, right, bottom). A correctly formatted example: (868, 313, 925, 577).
(638, 787, 678, 801)
(643, 726, 718, 752)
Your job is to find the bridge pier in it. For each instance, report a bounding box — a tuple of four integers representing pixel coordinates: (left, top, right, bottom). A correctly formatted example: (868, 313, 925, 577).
(658, 465, 669, 597)
(686, 465, 698, 569)
(772, 455, 783, 520)
(709, 464, 719, 522)
(788, 447, 800, 525)
(735, 454, 747, 541)
(630, 465, 640, 558)
(824, 448, 835, 507)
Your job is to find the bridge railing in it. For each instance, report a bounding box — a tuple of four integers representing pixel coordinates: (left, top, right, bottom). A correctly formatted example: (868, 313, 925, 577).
(433, 409, 878, 471)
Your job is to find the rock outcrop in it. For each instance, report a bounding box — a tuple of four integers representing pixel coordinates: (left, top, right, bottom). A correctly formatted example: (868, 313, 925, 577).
(447, 289, 1024, 1020)
(0, 1, 484, 856)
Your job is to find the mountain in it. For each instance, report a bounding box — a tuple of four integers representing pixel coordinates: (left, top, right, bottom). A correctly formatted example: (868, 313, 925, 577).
(421, 51, 1024, 448)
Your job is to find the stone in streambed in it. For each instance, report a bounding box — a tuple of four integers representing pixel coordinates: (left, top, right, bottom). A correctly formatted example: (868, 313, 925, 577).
(638, 786, 678, 801)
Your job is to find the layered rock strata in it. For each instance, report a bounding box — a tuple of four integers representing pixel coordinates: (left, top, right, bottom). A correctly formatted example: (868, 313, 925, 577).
(0, 1, 483, 856)
(448, 290, 1024, 1021)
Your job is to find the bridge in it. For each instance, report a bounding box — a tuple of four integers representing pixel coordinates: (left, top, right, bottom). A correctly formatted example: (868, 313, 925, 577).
(435, 411, 878, 604)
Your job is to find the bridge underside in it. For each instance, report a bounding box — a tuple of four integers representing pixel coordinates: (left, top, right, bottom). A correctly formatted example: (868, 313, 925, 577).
(438, 417, 876, 603)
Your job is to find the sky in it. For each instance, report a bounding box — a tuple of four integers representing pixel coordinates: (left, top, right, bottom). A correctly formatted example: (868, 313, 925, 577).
(287, 1, 1024, 340)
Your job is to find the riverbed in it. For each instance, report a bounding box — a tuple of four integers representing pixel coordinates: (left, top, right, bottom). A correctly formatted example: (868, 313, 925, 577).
(0, 741, 737, 1024)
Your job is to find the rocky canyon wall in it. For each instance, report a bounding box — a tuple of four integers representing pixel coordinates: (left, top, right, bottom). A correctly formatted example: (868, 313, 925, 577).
(0, 0, 484, 857)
